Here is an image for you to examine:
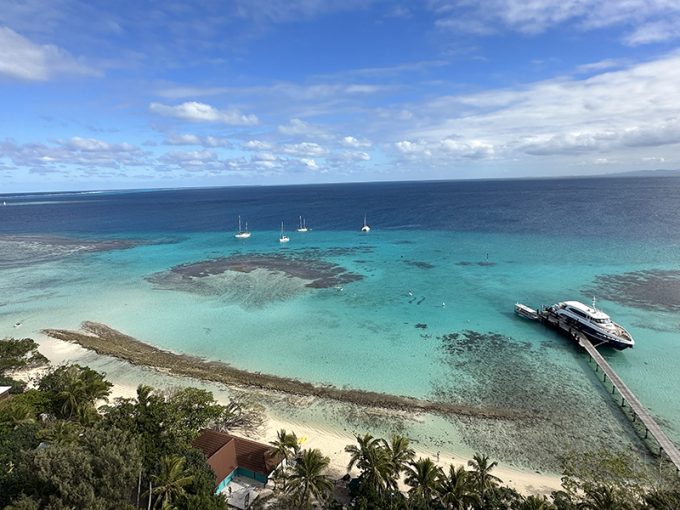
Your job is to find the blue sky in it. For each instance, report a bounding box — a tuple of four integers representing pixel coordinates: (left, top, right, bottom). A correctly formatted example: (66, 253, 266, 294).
(2, 0, 680, 191)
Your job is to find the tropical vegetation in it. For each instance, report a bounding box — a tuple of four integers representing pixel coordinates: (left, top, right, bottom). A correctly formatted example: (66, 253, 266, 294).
(2, 336, 679, 509)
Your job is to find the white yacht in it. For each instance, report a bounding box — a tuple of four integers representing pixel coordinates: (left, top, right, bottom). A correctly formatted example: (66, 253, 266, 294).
(361, 214, 370, 233)
(234, 216, 251, 239)
(296, 216, 308, 232)
(549, 300, 635, 350)
(279, 221, 290, 243)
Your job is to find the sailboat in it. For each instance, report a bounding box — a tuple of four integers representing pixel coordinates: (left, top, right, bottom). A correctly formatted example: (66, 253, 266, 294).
(361, 214, 370, 233)
(279, 221, 290, 243)
(234, 216, 251, 239)
(296, 215, 308, 232)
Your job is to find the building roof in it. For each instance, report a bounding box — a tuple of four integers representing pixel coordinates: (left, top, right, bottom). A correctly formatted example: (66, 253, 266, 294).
(192, 429, 282, 477)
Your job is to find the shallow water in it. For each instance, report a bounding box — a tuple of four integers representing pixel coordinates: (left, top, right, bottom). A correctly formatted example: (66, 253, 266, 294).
(1, 178, 679, 468)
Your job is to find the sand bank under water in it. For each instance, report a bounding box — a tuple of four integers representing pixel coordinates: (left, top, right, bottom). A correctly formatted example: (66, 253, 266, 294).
(42, 322, 534, 422)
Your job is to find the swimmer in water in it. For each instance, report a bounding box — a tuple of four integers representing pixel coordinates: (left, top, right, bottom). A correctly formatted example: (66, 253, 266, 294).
(442, 302, 446, 308)
(408, 290, 413, 296)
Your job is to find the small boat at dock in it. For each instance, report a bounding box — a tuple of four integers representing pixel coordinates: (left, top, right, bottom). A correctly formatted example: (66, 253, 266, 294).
(514, 303, 539, 320)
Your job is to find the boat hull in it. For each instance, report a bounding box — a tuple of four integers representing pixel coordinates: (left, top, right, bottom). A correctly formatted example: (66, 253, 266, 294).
(556, 314, 634, 350)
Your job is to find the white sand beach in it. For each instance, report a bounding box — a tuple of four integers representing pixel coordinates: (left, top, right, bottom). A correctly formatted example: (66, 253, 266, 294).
(23, 334, 563, 496)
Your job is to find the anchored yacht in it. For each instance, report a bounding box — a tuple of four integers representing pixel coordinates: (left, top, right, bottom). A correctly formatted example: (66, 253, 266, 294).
(234, 216, 251, 239)
(296, 216, 308, 232)
(361, 214, 370, 233)
(279, 221, 290, 243)
(548, 300, 635, 350)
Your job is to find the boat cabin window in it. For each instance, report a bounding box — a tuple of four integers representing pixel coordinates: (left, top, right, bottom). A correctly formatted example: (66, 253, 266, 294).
(567, 307, 587, 318)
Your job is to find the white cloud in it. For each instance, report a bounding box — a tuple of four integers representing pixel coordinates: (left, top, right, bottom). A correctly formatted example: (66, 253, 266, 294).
(624, 20, 680, 46)
(0, 136, 147, 171)
(281, 142, 328, 157)
(300, 158, 319, 170)
(431, 0, 680, 45)
(0, 26, 96, 81)
(341, 136, 372, 148)
(394, 52, 680, 164)
(159, 150, 218, 167)
(165, 134, 232, 148)
(278, 118, 330, 138)
(243, 140, 273, 150)
(338, 151, 371, 161)
(149, 101, 259, 126)
(395, 140, 431, 156)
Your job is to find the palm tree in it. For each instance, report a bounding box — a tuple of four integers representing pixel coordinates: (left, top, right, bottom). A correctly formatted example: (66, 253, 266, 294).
(405, 457, 442, 507)
(383, 434, 415, 481)
(437, 464, 480, 510)
(345, 433, 393, 498)
(269, 428, 299, 464)
(467, 453, 502, 502)
(578, 484, 634, 510)
(148, 455, 194, 509)
(284, 448, 333, 509)
(43, 365, 112, 422)
(520, 494, 555, 510)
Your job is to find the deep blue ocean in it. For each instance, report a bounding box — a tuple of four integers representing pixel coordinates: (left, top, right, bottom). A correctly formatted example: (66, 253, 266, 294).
(3, 177, 680, 240)
(2, 176, 679, 469)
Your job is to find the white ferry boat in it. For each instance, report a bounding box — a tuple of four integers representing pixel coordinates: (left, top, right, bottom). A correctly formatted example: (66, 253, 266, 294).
(548, 300, 635, 350)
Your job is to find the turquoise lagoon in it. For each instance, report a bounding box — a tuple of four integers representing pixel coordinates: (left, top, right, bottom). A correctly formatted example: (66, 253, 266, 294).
(1, 179, 679, 468)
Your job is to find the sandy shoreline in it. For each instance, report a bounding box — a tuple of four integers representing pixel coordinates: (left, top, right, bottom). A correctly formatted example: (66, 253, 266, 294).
(23, 326, 564, 495)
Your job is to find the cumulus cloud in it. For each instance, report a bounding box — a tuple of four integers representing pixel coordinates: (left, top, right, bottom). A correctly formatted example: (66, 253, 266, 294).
(149, 101, 259, 126)
(300, 158, 319, 170)
(281, 142, 328, 157)
(278, 118, 330, 139)
(165, 134, 232, 148)
(0, 137, 147, 171)
(243, 140, 273, 150)
(0, 26, 96, 80)
(393, 52, 680, 165)
(341, 136, 372, 148)
(159, 150, 219, 169)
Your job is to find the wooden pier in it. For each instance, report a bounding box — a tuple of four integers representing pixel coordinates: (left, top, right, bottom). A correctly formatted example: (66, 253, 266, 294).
(515, 303, 680, 472)
(576, 332, 680, 472)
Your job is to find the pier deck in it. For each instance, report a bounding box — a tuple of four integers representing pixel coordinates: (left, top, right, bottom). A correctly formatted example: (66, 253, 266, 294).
(578, 332, 680, 472)
(515, 303, 680, 472)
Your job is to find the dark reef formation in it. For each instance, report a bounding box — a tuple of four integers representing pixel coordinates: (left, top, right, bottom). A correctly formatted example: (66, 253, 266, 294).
(148, 253, 364, 291)
(590, 269, 680, 312)
(432, 330, 645, 470)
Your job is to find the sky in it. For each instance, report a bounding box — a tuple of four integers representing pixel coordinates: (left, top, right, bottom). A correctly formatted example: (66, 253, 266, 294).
(2, 0, 680, 192)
